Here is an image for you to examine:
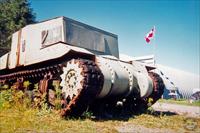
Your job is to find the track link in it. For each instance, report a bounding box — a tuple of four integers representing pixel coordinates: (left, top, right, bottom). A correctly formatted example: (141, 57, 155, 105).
(124, 72, 165, 113)
(0, 65, 62, 82)
(0, 59, 104, 117)
(147, 72, 165, 105)
(60, 59, 104, 117)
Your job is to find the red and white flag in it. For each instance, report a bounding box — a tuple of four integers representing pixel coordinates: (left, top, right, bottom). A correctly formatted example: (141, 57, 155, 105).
(145, 26, 155, 43)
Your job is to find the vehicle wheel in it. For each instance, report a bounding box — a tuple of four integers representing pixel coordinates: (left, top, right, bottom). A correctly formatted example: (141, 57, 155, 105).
(146, 72, 165, 106)
(124, 72, 165, 113)
(60, 59, 104, 117)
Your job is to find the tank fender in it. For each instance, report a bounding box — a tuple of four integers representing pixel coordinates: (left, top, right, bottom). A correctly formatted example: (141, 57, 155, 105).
(25, 43, 95, 66)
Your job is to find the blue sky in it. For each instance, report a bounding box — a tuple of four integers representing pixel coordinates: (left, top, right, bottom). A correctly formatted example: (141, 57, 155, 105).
(30, 0, 199, 74)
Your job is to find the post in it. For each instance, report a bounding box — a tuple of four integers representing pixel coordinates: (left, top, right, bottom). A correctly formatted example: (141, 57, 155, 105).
(153, 26, 156, 66)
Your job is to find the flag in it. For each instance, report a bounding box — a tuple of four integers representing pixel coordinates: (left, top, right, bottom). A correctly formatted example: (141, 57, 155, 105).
(145, 27, 155, 43)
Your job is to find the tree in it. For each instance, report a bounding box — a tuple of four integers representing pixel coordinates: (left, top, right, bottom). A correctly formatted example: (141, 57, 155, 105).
(0, 0, 35, 55)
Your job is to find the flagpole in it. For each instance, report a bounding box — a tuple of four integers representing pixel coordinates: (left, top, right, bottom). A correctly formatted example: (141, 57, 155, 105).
(153, 26, 156, 66)
(145, 26, 156, 67)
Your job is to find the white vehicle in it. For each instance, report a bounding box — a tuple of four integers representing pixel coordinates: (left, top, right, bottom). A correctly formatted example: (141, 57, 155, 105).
(0, 17, 164, 116)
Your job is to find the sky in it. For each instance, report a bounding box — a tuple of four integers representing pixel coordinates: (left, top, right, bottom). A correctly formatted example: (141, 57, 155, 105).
(29, 0, 200, 74)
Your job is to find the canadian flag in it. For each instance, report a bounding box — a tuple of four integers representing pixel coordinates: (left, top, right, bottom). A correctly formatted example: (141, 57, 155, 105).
(145, 27, 155, 43)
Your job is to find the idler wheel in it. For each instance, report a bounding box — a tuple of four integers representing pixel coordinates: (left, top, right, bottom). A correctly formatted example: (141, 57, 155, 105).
(139, 72, 165, 110)
(124, 72, 165, 114)
(144, 72, 164, 105)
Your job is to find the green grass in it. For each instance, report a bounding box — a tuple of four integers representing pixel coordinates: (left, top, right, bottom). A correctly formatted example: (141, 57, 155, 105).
(0, 90, 200, 133)
(0, 107, 118, 133)
(158, 99, 200, 106)
(1, 106, 200, 133)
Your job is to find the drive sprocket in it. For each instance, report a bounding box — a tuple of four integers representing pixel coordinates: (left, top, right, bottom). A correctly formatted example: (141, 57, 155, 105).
(60, 59, 104, 116)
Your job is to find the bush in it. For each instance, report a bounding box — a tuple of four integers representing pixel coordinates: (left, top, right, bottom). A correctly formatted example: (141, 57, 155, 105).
(0, 81, 62, 113)
(0, 89, 12, 109)
(0, 88, 34, 110)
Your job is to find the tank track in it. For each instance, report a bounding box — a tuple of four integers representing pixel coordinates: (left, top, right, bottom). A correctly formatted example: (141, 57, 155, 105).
(124, 71, 165, 113)
(147, 72, 165, 105)
(0, 59, 104, 117)
(61, 59, 104, 117)
(0, 64, 63, 82)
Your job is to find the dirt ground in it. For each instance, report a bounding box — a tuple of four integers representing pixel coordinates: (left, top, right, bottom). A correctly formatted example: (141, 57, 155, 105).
(152, 102, 200, 118)
(115, 102, 200, 133)
(116, 123, 176, 133)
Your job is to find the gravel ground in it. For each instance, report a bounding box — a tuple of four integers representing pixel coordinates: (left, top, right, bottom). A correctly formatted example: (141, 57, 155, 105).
(116, 122, 176, 133)
(152, 102, 200, 118)
(116, 102, 200, 133)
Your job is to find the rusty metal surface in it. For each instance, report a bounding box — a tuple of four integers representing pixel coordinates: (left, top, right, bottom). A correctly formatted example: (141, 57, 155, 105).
(16, 29, 22, 66)
(61, 59, 104, 116)
(39, 79, 49, 94)
(147, 72, 165, 105)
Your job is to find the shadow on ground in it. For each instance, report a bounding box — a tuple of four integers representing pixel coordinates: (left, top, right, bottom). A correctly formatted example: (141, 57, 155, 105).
(145, 110, 178, 117)
(76, 109, 179, 122)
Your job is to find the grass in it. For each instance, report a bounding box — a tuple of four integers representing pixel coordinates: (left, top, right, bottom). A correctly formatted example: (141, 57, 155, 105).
(158, 99, 200, 106)
(130, 113, 192, 130)
(0, 89, 200, 133)
(0, 107, 118, 133)
(1, 106, 200, 133)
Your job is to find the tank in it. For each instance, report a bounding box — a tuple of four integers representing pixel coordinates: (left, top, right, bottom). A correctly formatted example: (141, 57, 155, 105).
(0, 16, 164, 116)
